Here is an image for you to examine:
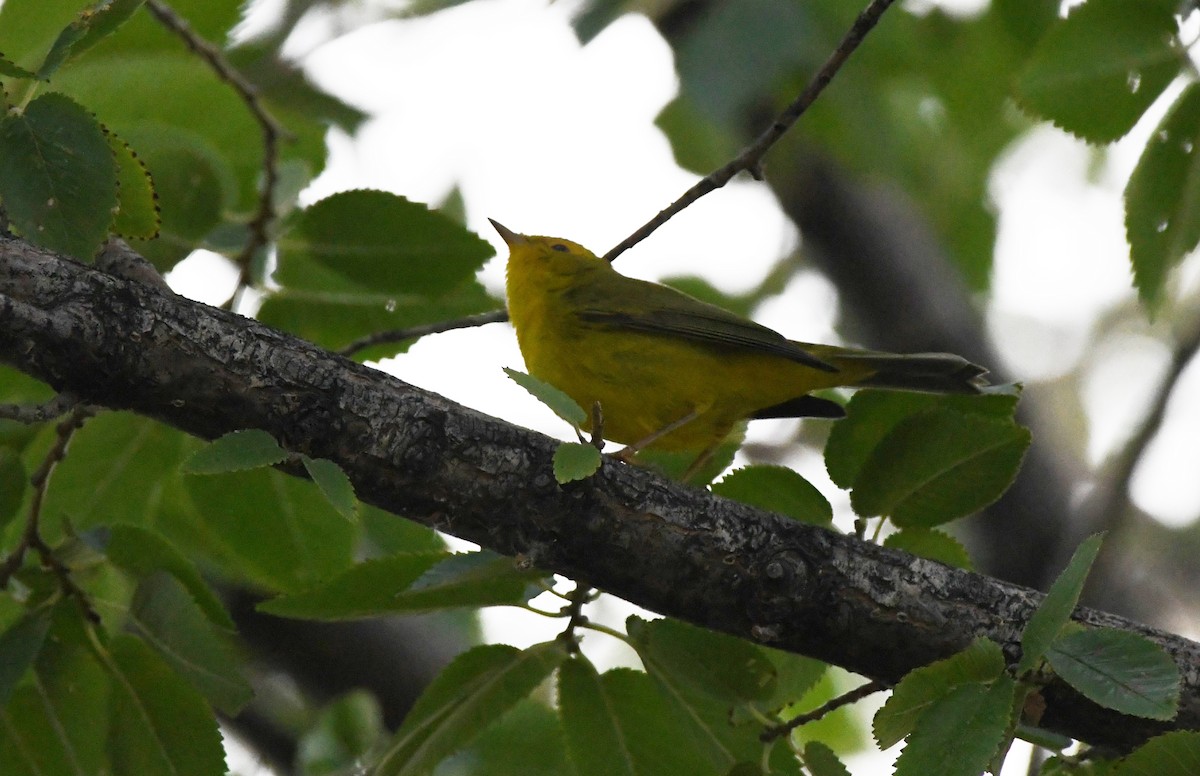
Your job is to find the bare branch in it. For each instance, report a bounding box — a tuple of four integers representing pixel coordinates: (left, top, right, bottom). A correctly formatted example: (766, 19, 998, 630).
(338, 308, 509, 357)
(603, 0, 899, 263)
(144, 0, 291, 310)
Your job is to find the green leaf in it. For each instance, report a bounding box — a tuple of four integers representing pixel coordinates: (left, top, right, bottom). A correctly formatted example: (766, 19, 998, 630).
(893, 676, 1016, 776)
(0, 52, 37, 79)
(50, 53, 280, 212)
(751, 648, 828, 723)
(182, 429, 287, 474)
(0, 608, 52, 707)
(884, 528, 974, 570)
(0, 446, 26, 531)
(0, 0, 88, 71)
(712, 465, 832, 526)
(276, 190, 494, 296)
(1125, 83, 1200, 313)
(1046, 628, 1179, 720)
(108, 126, 159, 239)
(301, 456, 357, 521)
(257, 280, 497, 356)
(803, 740, 851, 776)
(259, 551, 545, 619)
(558, 659, 721, 776)
(0, 604, 109, 776)
(503, 368, 588, 428)
(36, 413, 190, 531)
(297, 690, 386, 776)
(359, 503, 446, 556)
(1116, 731, 1200, 776)
(127, 571, 252, 715)
(1019, 533, 1104, 675)
(850, 408, 1030, 526)
(103, 523, 234, 629)
(37, 0, 146, 79)
(673, 0, 813, 128)
(553, 442, 602, 484)
(874, 638, 1006, 749)
(182, 466, 357, 591)
(118, 124, 235, 271)
(0, 91, 116, 260)
(84, 0, 242, 56)
(655, 94, 741, 176)
(626, 616, 793, 772)
(825, 391, 1019, 489)
(1014, 0, 1180, 143)
(432, 698, 568, 776)
(375, 642, 568, 776)
(106, 635, 227, 776)
(628, 616, 777, 705)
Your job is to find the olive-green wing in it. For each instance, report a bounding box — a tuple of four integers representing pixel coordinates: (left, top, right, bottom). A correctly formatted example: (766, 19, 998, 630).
(571, 276, 837, 373)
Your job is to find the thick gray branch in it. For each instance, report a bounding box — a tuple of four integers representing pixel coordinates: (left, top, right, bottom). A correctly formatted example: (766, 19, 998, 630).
(1, 237, 1196, 751)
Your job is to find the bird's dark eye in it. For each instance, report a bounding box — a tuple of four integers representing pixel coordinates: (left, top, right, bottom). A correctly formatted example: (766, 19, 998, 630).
(551, 243, 570, 252)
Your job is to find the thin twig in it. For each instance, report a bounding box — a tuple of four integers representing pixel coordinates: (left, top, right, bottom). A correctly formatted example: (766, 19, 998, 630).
(603, 0, 899, 263)
(144, 0, 292, 312)
(338, 308, 509, 357)
(558, 582, 595, 654)
(761, 680, 885, 742)
(0, 405, 99, 622)
(0, 392, 80, 424)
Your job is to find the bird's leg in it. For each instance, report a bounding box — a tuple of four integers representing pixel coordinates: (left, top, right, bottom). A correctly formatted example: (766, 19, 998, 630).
(681, 443, 721, 484)
(614, 408, 701, 463)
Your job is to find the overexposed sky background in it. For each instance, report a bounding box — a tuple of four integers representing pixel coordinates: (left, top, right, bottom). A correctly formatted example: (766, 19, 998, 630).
(179, 0, 1200, 772)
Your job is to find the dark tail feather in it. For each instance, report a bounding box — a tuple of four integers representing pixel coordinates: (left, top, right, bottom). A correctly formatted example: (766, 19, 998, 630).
(839, 352, 989, 394)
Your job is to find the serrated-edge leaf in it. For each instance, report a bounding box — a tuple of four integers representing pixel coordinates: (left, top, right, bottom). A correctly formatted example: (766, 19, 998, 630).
(301, 456, 357, 520)
(850, 409, 1029, 524)
(558, 657, 637, 776)
(103, 523, 235, 630)
(1014, 0, 1182, 143)
(553, 442, 602, 484)
(504, 367, 587, 427)
(874, 638, 1006, 749)
(375, 641, 567, 776)
(825, 392, 1020, 490)
(0, 91, 117, 260)
(0, 608, 53, 707)
(1018, 533, 1105, 675)
(893, 676, 1016, 776)
(107, 126, 160, 239)
(1124, 82, 1200, 313)
(37, 0, 146, 79)
(628, 615, 777, 705)
(259, 550, 544, 619)
(0, 52, 37, 79)
(181, 429, 287, 474)
(712, 465, 833, 526)
(127, 571, 252, 715)
(1046, 628, 1180, 720)
(1116, 730, 1200, 776)
(883, 528, 974, 570)
(277, 189, 493, 296)
(257, 551, 449, 619)
(104, 635, 228, 776)
(803, 739, 851, 776)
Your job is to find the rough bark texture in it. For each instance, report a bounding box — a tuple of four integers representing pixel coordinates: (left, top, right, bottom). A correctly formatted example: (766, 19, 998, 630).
(2, 237, 1197, 751)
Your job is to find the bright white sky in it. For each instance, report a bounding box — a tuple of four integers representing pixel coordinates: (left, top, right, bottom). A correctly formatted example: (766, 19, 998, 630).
(180, 1, 1199, 772)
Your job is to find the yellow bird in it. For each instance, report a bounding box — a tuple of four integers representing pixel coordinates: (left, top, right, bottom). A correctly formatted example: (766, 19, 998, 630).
(494, 220, 987, 460)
